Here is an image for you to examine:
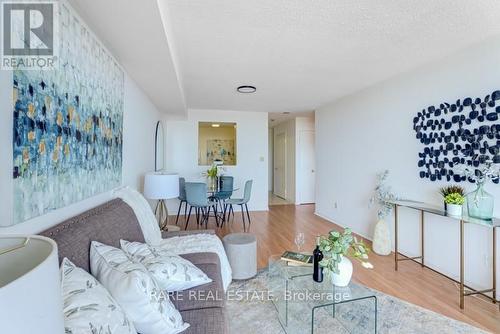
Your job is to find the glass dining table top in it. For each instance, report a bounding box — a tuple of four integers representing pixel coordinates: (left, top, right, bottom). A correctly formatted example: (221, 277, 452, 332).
(387, 199, 500, 228)
(206, 186, 239, 194)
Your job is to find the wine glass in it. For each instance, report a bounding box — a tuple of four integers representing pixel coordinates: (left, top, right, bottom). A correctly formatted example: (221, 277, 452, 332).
(294, 232, 305, 253)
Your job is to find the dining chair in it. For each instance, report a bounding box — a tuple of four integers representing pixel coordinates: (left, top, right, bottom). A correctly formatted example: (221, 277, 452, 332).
(224, 180, 253, 232)
(214, 176, 234, 213)
(184, 182, 219, 230)
(175, 177, 187, 225)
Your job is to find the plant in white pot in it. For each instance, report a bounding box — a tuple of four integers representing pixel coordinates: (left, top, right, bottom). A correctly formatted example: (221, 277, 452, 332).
(319, 228, 372, 287)
(444, 193, 465, 217)
(439, 185, 465, 212)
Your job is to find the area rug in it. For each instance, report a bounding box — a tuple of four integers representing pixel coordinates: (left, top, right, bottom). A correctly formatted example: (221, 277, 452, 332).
(226, 269, 487, 334)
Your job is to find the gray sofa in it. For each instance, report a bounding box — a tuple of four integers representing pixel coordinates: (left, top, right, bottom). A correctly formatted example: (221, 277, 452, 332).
(39, 198, 228, 334)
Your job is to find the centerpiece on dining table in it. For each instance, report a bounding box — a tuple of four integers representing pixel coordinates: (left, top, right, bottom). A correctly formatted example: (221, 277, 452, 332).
(204, 163, 225, 192)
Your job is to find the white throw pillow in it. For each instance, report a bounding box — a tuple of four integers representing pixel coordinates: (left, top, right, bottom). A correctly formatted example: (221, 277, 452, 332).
(61, 258, 136, 334)
(90, 241, 189, 334)
(120, 239, 212, 291)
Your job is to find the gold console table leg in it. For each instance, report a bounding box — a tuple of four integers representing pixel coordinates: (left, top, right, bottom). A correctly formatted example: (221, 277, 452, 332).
(421, 210, 425, 267)
(492, 227, 499, 310)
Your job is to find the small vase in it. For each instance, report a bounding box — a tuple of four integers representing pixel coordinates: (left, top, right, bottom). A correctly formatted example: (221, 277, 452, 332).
(331, 257, 353, 287)
(446, 204, 463, 217)
(466, 182, 494, 220)
(372, 219, 391, 256)
(207, 176, 218, 192)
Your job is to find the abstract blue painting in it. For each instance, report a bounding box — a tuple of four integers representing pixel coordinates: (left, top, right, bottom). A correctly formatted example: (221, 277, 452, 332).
(12, 3, 124, 224)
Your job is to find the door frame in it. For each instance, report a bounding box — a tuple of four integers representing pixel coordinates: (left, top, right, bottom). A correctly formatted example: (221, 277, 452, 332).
(273, 131, 287, 199)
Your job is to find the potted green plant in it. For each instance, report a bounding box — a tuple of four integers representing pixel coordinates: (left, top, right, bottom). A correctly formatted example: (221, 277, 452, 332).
(439, 185, 465, 211)
(319, 228, 372, 287)
(444, 193, 465, 216)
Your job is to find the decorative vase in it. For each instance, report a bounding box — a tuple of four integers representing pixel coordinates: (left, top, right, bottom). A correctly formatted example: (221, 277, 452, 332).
(372, 219, 391, 256)
(207, 176, 218, 192)
(446, 204, 463, 217)
(331, 256, 353, 287)
(466, 182, 494, 220)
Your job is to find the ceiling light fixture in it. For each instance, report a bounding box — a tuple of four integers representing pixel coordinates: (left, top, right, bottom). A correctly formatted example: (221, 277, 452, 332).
(282, 112, 290, 114)
(212, 123, 220, 128)
(237, 85, 256, 93)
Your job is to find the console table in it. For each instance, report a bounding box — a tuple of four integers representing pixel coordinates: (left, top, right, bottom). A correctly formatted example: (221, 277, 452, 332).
(389, 200, 499, 310)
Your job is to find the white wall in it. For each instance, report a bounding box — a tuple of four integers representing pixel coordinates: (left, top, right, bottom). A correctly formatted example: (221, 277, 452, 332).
(315, 36, 500, 297)
(164, 109, 269, 212)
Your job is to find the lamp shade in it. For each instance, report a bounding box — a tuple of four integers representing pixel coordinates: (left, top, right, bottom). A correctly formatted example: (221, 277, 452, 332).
(144, 172, 180, 200)
(0, 235, 64, 334)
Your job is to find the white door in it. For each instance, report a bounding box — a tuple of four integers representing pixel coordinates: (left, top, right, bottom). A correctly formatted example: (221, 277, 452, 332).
(299, 130, 315, 204)
(274, 132, 286, 199)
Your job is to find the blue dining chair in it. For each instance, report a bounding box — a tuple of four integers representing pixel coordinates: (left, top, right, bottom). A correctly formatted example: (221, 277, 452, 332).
(175, 177, 187, 225)
(214, 176, 234, 212)
(185, 182, 219, 230)
(224, 180, 253, 232)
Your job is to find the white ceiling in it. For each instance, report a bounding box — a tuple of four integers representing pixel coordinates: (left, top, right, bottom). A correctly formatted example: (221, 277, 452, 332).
(162, 0, 500, 113)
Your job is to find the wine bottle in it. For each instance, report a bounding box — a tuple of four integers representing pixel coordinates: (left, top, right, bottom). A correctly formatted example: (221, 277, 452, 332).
(313, 236, 323, 282)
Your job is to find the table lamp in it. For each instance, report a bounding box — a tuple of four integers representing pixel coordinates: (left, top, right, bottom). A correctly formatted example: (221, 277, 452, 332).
(144, 172, 180, 230)
(0, 235, 65, 334)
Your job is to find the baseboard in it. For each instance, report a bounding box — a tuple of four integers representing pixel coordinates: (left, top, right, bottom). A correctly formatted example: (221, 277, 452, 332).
(313, 211, 373, 242)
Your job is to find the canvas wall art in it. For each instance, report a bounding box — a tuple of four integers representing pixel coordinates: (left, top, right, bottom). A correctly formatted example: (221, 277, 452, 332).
(413, 90, 500, 183)
(206, 139, 236, 165)
(12, 3, 124, 224)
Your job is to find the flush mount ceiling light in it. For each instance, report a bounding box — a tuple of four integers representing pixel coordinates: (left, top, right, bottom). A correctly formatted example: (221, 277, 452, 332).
(211, 123, 220, 127)
(237, 85, 256, 93)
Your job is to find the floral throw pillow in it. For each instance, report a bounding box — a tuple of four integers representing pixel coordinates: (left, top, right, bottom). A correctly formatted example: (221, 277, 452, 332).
(61, 258, 136, 334)
(90, 241, 189, 334)
(120, 239, 212, 291)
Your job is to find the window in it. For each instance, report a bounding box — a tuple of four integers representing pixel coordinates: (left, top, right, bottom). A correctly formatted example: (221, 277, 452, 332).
(198, 122, 237, 166)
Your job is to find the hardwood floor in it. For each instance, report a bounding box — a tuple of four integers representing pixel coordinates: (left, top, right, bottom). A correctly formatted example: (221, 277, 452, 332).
(180, 204, 500, 333)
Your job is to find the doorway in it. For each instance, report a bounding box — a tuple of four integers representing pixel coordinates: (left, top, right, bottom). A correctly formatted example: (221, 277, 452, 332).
(298, 130, 315, 204)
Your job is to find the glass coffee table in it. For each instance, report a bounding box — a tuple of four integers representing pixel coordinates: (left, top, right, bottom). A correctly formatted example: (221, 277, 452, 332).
(268, 255, 377, 334)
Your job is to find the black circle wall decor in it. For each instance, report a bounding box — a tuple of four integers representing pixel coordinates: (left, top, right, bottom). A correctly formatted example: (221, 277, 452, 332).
(413, 90, 500, 184)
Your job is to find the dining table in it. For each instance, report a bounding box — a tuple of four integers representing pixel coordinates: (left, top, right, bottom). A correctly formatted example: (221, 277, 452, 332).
(205, 183, 239, 225)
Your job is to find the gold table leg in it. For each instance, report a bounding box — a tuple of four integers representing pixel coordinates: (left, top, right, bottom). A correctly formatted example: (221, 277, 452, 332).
(395, 204, 399, 271)
(421, 210, 425, 267)
(493, 228, 497, 305)
(460, 219, 464, 309)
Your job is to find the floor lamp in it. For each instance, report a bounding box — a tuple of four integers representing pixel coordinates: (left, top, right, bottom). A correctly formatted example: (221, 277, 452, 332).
(144, 172, 179, 230)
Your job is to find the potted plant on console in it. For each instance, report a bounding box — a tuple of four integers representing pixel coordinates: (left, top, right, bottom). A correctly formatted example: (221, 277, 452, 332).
(319, 228, 372, 287)
(439, 185, 465, 216)
(444, 192, 465, 217)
